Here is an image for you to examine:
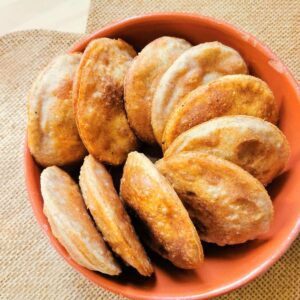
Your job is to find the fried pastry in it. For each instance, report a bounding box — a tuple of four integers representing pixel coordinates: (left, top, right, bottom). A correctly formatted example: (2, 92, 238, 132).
(27, 53, 86, 167)
(164, 115, 290, 185)
(120, 151, 203, 269)
(41, 166, 121, 275)
(79, 155, 153, 276)
(156, 152, 274, 246)
(162, 74, 279, 149)
(124, 36, 191, 144)
(151, 41, 248, 144)
(74, 38, 138, 165)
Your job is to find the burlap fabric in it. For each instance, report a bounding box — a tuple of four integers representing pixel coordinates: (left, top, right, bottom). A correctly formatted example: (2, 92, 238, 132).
(0, 1, 299, 299)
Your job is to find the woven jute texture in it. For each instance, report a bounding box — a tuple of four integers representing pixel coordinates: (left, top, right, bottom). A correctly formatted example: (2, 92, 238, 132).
(0, 0, 299, 299)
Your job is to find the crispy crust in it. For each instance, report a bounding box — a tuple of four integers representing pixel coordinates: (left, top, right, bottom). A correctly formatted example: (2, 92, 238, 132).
(41, 166, 121, 275)
(79, 155, 153, 276)
(164, 115, 290, 185)
(151, 41, 248, 144)
(124, 36, 191, 144)
(27, 53, 86, 167)
(74, 38, 138, 165)
(120, 152, 203, 269)
(162, 75, 279, 149)
(156, 152, 274, 246)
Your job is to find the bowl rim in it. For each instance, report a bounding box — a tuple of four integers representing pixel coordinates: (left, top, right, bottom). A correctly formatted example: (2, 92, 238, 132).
(25, 12, 300, 300)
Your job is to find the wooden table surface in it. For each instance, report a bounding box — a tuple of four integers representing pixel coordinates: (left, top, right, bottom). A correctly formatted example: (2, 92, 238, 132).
(0, 0, 90, 36)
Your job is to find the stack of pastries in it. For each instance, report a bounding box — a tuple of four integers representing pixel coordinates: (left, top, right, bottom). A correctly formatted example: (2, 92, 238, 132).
(27, 36, 290, 276)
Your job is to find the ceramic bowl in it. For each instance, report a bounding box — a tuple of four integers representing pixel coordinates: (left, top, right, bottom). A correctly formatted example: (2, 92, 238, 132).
(25, 13, 300, 300)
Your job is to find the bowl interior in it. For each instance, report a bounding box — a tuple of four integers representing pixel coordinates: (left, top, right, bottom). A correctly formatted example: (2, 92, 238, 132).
(25, 13, 300, 300)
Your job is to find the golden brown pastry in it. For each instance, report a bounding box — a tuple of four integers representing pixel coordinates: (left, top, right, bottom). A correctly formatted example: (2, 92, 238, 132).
(162, 74, 279, 149)
(151, 41, 248, 144)
(79, 155, 153, 276)
(41, 166, 121, 275)
(27, 53, 86, 167)
(120, 151, 203, 269)
(74, 38, 138, 165)
(124, 36, 191, 144)
(164, 115, 290, 185)
(156, 152, 274, 246)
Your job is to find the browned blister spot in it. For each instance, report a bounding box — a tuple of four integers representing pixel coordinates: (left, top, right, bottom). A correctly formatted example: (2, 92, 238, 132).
(236, 139, 266, 164)
(52, 77, 73, 99)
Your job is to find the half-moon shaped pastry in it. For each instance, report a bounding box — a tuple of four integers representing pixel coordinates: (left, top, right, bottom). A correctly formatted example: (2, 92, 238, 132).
(27, 53, 86, 167)
(151, 41, 248, 144)
(124, 36, 191, 144)
(156, 152, 274, 246)
(164, 115, 290, 185)
(120, 151, 203, 269)
(41, 166, 121, 275)
(74, 38, 138, 165)
(79, 155, 153, 276)
(162, 74, 279, 149)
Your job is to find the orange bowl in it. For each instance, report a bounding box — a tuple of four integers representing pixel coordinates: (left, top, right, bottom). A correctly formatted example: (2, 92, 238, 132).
(25, 13, 300, 300)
